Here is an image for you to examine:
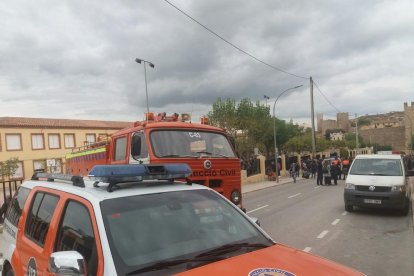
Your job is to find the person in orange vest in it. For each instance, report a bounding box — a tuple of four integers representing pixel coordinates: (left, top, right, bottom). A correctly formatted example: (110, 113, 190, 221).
(342, 158, 351, 180)
(331, 157, 340, 185)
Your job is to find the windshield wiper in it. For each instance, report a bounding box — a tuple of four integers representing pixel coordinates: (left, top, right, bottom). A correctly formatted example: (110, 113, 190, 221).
(195, 242, 269, 258)
(196, 151, 231, 158)
(126, 255, 225, 275)
(196, 151, 213, 156)
(159, 154, 196, 158)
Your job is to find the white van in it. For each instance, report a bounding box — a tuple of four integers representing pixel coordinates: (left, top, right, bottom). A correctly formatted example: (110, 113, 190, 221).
(344, 154, 413, 215)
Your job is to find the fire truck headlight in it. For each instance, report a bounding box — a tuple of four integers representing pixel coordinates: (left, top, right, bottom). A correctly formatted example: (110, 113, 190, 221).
(230, 189, 241, 205)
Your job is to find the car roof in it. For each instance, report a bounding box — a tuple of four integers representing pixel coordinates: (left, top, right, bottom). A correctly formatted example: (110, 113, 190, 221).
(354, 154, 402, 160)
(20, 178, 210, 203)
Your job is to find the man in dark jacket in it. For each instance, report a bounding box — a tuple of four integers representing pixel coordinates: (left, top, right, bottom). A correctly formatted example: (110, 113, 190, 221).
(316, 159, 324, 185)
(331, 160, 340, 185)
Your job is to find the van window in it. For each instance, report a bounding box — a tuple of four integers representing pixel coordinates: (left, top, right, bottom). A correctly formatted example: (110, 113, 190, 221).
(25, 192, 59, 247)
(55, 200, 98, 276)
(5, 186, 30, 227)
(349, 158, 402, 176)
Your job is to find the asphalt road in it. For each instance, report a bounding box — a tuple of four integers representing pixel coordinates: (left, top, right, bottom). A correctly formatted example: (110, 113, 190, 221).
(243, 178, 414, 276)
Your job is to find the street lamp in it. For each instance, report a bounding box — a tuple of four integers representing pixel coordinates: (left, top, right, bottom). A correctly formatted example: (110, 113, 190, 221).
(135, 58, 155, 116)
(273, 85, 303, 182)
(264, 95, 270, 107)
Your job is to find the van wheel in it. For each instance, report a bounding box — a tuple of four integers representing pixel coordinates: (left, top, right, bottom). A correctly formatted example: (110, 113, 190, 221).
(345, 204, 353, 212)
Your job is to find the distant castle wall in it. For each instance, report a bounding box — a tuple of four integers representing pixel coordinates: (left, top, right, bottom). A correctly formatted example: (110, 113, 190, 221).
(317, 101, 413, 153)
(337, 112, 350, 132)
(404, 102, 414, 152)
(321, 119, 337, 135)
(359, 126, 405, 151)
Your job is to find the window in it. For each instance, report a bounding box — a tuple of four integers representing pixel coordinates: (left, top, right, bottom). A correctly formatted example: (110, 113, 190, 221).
(64, 134, 75, 148)
(6, 134, 22, 151)
(114, 137, 127, 161)
(5, 187, 31, 228)
(48, 134, 61, 149)
(150, 130, 236, 158)
(11, 161, 24, 179)
(55, 200, 98, 276)
(25, 192, 59, 247)
(48, 159, 62, 173)
(86, 134, 96, 144)
(33, 160, 46, 173)
(131, 132, 148, 160)
(31, 134, 45, 150)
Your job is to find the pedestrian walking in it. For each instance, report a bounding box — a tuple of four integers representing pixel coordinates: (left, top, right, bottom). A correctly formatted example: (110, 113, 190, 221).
(331, 160, 340, 185)
(311, 160, 317, 179)
(316, 159, 323, 185)
(290, 162, 297, 183)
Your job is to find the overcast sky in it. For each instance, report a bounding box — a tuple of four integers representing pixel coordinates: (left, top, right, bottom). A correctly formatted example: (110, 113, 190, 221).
(1, 0, 414, 126)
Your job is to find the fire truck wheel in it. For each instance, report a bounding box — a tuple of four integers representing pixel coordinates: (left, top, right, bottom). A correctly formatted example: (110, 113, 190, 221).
(5, 267, 15, 276)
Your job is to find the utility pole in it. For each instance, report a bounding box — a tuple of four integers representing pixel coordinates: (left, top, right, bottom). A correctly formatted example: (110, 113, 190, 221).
(310, 77, 316, 158)
(355, 113, 359, 155)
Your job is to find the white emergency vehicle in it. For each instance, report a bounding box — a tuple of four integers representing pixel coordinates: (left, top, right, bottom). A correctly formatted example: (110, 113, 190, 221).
(0, 164, 364, 275)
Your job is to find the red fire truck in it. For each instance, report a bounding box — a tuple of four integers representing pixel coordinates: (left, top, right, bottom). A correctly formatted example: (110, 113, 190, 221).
(65, 112, 243, 208)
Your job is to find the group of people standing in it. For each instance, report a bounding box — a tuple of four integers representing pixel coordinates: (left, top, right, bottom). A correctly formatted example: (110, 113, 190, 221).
(289, 156, 353, 185)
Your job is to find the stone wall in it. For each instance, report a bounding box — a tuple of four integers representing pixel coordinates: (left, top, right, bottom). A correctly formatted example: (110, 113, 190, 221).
(404, 102, 414, 152)
(359, 126, 405, 151)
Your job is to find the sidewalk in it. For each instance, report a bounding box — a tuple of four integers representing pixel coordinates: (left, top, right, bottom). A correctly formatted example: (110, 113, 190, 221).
(242, 176, 303, 194)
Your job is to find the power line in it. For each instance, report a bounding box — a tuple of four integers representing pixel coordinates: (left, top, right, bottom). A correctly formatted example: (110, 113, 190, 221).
(313, 80, 341, 113)
(163, 0, 309, 80)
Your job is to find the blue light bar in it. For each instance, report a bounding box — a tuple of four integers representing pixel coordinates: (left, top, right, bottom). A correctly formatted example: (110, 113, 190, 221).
(88, 163, 192, 184)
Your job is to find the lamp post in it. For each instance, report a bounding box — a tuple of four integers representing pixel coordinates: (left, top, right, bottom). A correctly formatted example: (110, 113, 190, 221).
(273, 85, 303, 182)
(135, 58, 155, 116)
(264, 95, 270, 107)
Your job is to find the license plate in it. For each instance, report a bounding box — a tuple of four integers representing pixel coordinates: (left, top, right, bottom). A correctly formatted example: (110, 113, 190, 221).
(363, 199, 381, 204)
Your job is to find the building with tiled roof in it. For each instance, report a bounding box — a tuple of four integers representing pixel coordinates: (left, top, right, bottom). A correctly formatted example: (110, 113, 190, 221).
(0, 117, 132, 181)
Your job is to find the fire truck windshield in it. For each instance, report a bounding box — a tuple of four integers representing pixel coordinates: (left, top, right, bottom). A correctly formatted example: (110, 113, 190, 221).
(150, 130, 236, 158)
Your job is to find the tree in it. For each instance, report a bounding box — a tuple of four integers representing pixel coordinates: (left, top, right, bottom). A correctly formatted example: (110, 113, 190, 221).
(1, 157, 20, 180)
(208, 97, 303, 160)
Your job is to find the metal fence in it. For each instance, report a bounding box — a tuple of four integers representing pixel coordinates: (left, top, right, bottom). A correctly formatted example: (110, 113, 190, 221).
(1, 180, 22, 204)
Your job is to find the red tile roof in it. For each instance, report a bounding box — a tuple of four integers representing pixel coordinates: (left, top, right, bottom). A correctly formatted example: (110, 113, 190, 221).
(0, 117, 132, 130)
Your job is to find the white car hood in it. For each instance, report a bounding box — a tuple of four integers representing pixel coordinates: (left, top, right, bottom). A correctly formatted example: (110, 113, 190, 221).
(347, 174, 404, 186)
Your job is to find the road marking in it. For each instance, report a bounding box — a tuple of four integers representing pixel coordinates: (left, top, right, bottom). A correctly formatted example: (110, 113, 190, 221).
(331, 219, 340, 225)
(288, 193, 301, 199)
(246, 205, 269, 214)
(342, 212, 347, 216)
(314, 186, 321, 189)
(317, 230, 329, 239)
(303, 247, 312, 252)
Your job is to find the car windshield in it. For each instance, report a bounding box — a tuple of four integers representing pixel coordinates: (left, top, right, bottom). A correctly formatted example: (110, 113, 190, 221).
(150, 130, 236, 158)
(100, 189, 273, 275)
(349, 158, 403, 176)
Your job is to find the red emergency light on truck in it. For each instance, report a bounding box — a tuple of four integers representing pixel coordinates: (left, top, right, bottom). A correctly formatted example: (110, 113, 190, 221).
(65, 112, 243, 207)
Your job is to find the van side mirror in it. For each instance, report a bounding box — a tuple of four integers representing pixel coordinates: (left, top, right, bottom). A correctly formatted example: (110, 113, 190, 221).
(48, 251, 87, 276)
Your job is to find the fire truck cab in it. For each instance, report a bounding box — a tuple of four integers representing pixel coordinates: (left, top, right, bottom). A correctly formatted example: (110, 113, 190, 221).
(66, 113, 243, 208)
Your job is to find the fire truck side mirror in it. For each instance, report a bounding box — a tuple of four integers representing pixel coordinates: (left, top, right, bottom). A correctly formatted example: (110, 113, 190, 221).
(131, 134, 142, 159)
